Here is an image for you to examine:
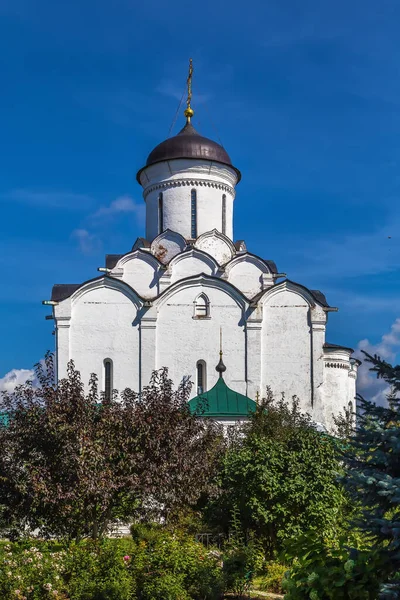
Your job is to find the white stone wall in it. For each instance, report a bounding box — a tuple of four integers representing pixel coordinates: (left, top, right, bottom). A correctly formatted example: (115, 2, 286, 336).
(111, 252, 161, 299)
(155, 280, 247, 397)
(260, 286, 313, 413)
(226, 256, 272, 298)
(138, 159, 238, 241)
(169, 250, 218, 283)
(55, 280, 141, 394)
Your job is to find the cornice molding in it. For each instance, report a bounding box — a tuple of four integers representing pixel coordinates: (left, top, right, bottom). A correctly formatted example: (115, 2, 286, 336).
(143, 178, 235, 199)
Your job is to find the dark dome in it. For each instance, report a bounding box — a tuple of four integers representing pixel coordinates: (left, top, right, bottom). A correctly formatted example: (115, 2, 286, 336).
(137, 122, 241, 182)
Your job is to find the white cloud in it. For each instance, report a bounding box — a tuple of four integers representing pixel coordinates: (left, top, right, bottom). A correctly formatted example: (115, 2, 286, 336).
(0, 368, 36, 393)
(71, 228, 102, 255)
(91, 195, 145, 225)
(355, 318, 400, 406)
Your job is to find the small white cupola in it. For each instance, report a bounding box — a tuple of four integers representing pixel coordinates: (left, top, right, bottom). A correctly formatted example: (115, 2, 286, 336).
(136, 60, 241, 243)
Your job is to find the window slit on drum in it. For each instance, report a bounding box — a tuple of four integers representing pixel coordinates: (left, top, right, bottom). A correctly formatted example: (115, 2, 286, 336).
(222, 194, 226, 235)
(197, 360, 206, 395)
(191, 189, 197, 239)
(104, 359, 113, 400)
(158, 192, 163, 234)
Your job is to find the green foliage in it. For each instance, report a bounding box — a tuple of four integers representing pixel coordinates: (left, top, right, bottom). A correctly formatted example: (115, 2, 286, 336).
(0, 530, 225, 600)
(341, 352, 400, 597)
(64, 539, 136, 600)
(206, 389, 348, 556)
(258, 561, 287, 594)
(281, 533, 381, 600)
(0, 542, 68, 599)
(0, 354, 223, 540)
(222, 507, 263, 598)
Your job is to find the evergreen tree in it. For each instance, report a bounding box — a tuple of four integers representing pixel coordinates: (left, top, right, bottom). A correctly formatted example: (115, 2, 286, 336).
(342, 351, 400, 598)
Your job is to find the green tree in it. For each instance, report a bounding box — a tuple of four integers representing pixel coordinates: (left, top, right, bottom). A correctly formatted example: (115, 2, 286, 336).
(342, 352, 400, 598)
(0, 353, 223, 540)
(205, 389, 347, 557)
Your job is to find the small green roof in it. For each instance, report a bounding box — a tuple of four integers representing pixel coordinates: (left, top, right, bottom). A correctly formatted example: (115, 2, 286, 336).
(188, 377, 256, 418)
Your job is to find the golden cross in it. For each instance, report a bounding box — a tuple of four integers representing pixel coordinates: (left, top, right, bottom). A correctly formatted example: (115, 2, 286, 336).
(184, 58, 194, 122)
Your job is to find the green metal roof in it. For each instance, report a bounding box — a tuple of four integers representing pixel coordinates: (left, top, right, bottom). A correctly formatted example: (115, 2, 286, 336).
(188, 377, 256, 418)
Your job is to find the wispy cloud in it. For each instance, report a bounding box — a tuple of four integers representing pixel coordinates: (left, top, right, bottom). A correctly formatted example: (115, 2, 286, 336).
(355, 318, 400, 406)
(90, 195, 145, 225)
(291, 212, 400, 281)
(70, 195, 144, 255)
(71, 229, 102, 256)
(322, 289, 400, 314)
(0, 189, 95, 210)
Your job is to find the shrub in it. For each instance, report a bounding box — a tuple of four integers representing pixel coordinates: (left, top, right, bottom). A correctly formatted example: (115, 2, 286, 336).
(281, 533, 381, 600)
(0, 531, 224, 600)
(205, 391, 348, 557)
(0, 542, 68, 599)
(64, 539, 136, 600)
(259, 561, 287, 594)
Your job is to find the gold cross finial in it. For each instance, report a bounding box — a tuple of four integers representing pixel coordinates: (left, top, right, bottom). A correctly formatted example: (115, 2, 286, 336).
(219, 327, 223, 358)
(184, 58, 194, 123)
(256, 390, 260, 402)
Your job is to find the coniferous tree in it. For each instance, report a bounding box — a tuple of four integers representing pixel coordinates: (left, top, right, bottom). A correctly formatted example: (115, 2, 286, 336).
(342, 352, 400, 598)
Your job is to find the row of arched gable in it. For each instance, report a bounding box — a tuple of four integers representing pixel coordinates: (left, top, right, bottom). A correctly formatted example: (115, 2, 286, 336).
(110, 239, 276, 300)
(67, 274, 321, 316)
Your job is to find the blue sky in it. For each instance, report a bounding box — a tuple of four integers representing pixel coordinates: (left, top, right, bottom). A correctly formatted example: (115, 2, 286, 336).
(0, 0, 399, 399)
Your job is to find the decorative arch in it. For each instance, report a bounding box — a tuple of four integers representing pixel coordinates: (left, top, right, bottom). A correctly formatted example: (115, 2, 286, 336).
(258, 280, 317, 308)
(224, 253, 272, 276)
(224, 254, 273, 299)
(154, 273, 247, 313)
(71, 276, 143, 309)
(194, 229, 236, 265)
(150, 229, 187, 264)
(113, 249, 162, 271)
(168, 248, 219, 282)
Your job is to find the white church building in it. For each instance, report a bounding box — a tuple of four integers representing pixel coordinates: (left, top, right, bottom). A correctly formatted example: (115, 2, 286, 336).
(47, 71, 358, 430)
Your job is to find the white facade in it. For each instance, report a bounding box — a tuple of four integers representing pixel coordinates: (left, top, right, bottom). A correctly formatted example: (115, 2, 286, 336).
(49, 118, 358, 432)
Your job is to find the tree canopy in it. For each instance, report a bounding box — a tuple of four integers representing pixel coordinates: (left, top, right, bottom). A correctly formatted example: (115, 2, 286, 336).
(204, 389, 347, 557)
(0, 353, 223, 540)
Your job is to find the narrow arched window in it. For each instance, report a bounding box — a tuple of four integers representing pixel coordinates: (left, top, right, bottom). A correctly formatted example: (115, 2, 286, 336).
(222, 194, 226, 235)
(194, 293, 210, 319)
(197, 360, 207, 394)
(191, 189, 197, 239)
(104, 359, 113, 401)
(158, 192, 164, 234)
